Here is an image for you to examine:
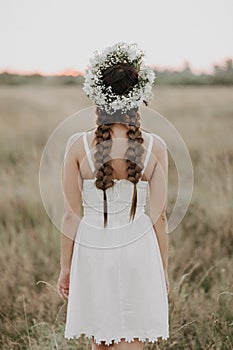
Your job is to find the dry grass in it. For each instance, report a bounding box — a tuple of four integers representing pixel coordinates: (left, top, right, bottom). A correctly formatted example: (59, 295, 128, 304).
(0, 85, 232, 349)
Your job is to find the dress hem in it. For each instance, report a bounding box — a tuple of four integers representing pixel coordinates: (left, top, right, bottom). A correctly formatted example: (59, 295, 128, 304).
(65, 330, 169, 346)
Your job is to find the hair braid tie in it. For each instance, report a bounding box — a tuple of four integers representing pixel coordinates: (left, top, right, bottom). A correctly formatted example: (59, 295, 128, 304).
(103, 189, 107, 227)
(130, 183, 137, 221)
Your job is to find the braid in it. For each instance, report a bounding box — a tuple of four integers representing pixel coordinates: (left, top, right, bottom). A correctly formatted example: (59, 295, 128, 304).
(124, 108, 145, 221)
(93, 107, 145, 227)
(94, 108, 115, 228)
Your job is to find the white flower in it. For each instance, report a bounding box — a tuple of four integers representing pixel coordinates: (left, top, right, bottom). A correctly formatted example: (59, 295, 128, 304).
(83, 42, 155, 114)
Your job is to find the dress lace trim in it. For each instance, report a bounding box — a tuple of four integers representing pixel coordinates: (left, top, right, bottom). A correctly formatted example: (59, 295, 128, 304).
(65, 330, 169, 346)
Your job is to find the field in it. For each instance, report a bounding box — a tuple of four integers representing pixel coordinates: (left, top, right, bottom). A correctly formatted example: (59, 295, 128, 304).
(0, 85, 232, 350)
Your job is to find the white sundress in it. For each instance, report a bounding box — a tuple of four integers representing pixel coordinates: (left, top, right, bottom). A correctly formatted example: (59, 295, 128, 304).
(64, 131, 169, 346)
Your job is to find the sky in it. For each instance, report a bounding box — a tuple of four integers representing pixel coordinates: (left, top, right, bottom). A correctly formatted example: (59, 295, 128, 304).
(0, 0, 232, 75)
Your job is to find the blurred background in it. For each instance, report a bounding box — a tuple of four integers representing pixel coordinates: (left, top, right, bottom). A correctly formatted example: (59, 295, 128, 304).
(0, 0, 232, 349)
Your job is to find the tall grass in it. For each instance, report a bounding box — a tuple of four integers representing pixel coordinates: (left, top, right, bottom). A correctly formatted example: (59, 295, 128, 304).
(0, 85, 232, 349)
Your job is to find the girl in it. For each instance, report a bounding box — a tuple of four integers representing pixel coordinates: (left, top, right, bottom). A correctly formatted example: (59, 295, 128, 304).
(57, 42, 169, 350)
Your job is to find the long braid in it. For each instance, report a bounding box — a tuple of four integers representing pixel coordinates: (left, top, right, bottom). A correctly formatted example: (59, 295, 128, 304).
(124, 108, 145, 221)
(94, 108, 115, 228)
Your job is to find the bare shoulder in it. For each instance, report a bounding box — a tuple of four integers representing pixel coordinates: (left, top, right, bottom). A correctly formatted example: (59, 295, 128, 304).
(151, 132, 167, 148)
(150, 132, 167, 158)
(66, 132, 84, 148)
(64, 132, 84, 160)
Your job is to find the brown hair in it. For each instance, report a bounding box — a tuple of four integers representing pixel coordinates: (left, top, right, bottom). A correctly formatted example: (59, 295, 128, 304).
(93, 63, 146, 227)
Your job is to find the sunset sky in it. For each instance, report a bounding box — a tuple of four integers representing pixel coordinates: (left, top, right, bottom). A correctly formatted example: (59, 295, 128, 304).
(1, 0, 232, 75)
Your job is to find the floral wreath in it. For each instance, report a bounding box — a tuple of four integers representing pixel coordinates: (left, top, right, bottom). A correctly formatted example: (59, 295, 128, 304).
(82, 42, 156, 115)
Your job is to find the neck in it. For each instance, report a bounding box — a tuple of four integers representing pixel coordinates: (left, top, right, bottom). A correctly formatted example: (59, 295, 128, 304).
(110, 123, 129, 137)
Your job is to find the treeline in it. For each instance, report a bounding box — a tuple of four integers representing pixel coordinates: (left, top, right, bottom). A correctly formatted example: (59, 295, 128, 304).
(0, 73, 84, 86)
(0, 58, 232, 86)
(155, 58, 233, 85)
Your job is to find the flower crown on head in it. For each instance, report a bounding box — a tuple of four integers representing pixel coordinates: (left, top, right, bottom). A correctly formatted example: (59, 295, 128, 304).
(82, 42, 156, 115)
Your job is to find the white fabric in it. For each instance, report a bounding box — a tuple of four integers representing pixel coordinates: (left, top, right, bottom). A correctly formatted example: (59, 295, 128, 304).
(64, 132, 169, 346)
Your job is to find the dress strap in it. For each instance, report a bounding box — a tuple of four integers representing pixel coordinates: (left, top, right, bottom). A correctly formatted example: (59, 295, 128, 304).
(83, 132, 95, 173)
(142, 133, 153, 175)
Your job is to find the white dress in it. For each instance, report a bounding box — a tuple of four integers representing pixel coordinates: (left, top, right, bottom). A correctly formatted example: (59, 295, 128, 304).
(64, 131, 169, 346)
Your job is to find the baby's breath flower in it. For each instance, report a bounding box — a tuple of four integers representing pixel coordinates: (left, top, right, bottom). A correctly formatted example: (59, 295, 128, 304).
(82, 42, 156, 114)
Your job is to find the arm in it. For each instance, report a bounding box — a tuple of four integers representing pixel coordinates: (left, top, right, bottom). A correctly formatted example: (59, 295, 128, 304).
(57, 134, 82, 299)
(149, 135, 169, 272)
(60, 134, 82, 272)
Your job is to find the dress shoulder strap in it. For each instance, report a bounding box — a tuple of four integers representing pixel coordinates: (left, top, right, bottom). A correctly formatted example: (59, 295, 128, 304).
(142, 133, 153, 175)
(82, 132, 95, 173)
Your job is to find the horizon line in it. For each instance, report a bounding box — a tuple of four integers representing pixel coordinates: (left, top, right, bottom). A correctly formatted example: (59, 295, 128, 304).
(0, 58, 231, 77)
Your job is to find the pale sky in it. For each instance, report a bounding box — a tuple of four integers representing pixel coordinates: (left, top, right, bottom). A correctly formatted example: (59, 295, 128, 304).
(1, 0, 232, 75)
